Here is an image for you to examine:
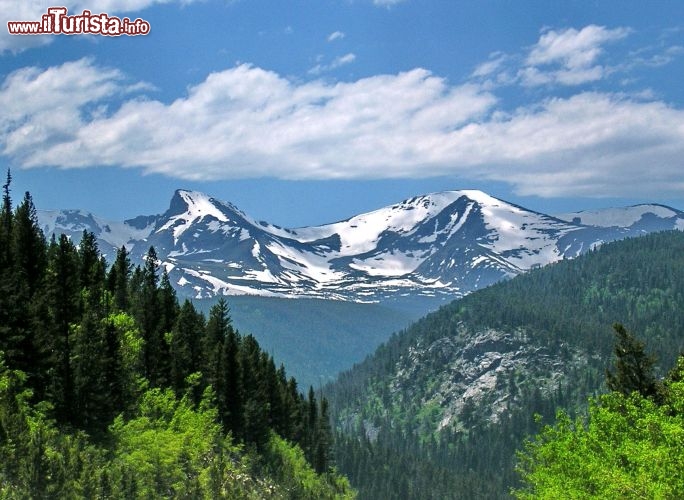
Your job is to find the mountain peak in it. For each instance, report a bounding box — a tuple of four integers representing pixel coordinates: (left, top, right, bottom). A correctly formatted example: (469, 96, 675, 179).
(160, 189, 236, 242)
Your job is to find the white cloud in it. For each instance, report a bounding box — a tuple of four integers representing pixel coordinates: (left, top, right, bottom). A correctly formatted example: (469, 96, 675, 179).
(527, 25, 629, 67)
(333, 53, 356, 67)
(518, 25, 630, 86)
(308, 52, 357, 75)
(0, 59, 127, 160)
(327, 31, 345, 42)
(0, 59, 495, 178)
(0, 0, 202, 53)
(2, 58, 684, 200)
(471, 53, 506, 78)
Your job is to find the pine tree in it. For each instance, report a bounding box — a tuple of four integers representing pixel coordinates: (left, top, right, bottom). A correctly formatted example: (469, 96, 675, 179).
(12, 191, 47, 295)
(606, 323, 661, 401)
(0, 169, 11, 268)
(304, 386, 318, 464)
(45, 234, 80, 425)
(220, 318, 242, 437)
(202, 298, 229, 400)
(78, 231, 102, 294)
(5, 192, 48, 394)
(169, 300, 205, 400)
(0, 171, 13, 360)
(107, 246, 131, 312)
(154, 270, 177, 385)
(314, 396, 333, 473)
(157, 270, 179, 336)
(240, 335, 269, 449)
(135, 247, 166, 386)
(72, 301, 125, 437)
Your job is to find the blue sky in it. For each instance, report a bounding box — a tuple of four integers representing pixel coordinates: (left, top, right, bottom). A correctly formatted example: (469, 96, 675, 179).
(1, 0, 683, 227)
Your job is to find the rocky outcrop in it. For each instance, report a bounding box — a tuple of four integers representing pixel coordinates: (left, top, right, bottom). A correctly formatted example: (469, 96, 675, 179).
(389, 325, 587, 432)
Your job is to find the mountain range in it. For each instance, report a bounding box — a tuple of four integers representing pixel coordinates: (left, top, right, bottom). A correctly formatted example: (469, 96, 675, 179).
(38, 189, 684, 307)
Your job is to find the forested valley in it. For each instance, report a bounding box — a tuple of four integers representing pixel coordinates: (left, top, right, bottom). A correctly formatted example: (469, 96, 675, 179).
(327, 230, 684, 499)
(0, 175, 353, 497)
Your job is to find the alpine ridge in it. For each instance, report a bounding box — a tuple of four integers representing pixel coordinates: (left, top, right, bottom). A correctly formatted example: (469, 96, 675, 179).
(38, 189, 684, 307)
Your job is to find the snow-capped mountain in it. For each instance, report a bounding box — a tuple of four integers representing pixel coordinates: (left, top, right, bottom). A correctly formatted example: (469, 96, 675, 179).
(37, 189, 684, 304)
(38, 209, 159, 258)
(557, 204, 684, 231)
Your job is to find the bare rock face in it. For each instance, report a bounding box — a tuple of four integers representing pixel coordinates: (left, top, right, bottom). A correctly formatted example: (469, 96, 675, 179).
(389, 325, 587, 433)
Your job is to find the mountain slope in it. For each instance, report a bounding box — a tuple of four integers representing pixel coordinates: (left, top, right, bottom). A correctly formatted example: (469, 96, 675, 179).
(557, 203, 684, 231)
(38, 209, 158, 258)
(37, 189, 684, 309)
(327, 230, 684, 499)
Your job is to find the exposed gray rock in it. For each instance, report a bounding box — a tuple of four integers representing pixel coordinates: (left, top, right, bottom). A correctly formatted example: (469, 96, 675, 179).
(389, 325, 586, 432)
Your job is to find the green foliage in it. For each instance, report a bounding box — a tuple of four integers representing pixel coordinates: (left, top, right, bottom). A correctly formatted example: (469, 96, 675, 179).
(0, 355, 107, 499)
(109, 386, 227, 497)
(0, 178, 352, 498)
(515, 368, 684, 498)
(265, 433, 355, 500)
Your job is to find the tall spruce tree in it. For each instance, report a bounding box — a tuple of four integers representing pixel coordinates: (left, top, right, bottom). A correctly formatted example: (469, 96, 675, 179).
(169, 300, 205, 400)
(220, 316, 243, 437)
(202, 298, 229, 401)
(5, 192, 48, 394)
(107, 246, 131, 312)
(135, 247, 167, 386)
(240, 335, 269, 449)
(0, 170, 13, 360)
(314, 396, 333, 473)
(606, 323, 661, 401)
(45, 234, 80, 425)
(11, 192, 46, 296)
(0, 169, 11, 268)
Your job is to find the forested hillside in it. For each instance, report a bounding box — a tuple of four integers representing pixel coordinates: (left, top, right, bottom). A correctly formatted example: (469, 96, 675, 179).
(0, 175, 353, 498)
(327, 230, 684, 499)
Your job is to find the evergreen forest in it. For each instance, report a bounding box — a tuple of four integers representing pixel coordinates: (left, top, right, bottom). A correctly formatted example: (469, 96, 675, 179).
(0, 173, 353, 498)
(327, 229, 684, 499)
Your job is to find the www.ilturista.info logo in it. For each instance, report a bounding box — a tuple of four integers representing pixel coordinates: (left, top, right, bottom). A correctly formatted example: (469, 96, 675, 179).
(7, 7, 150, 36)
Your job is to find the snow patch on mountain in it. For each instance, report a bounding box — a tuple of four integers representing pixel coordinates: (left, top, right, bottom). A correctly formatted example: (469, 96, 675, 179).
(287, 191, 467, 253)
(38, 209, 154, 252)
(557, 204, 683, 228)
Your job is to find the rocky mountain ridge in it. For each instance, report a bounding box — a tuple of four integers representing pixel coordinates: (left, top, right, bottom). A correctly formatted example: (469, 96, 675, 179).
(38, 189, 684, 305)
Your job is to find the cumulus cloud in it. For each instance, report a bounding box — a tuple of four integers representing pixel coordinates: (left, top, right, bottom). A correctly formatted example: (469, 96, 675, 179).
(519, 25, 630, 86)
(2, 57, 684, 199)
(0, 59, 496, 178)
(0, 0, 201, 53)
